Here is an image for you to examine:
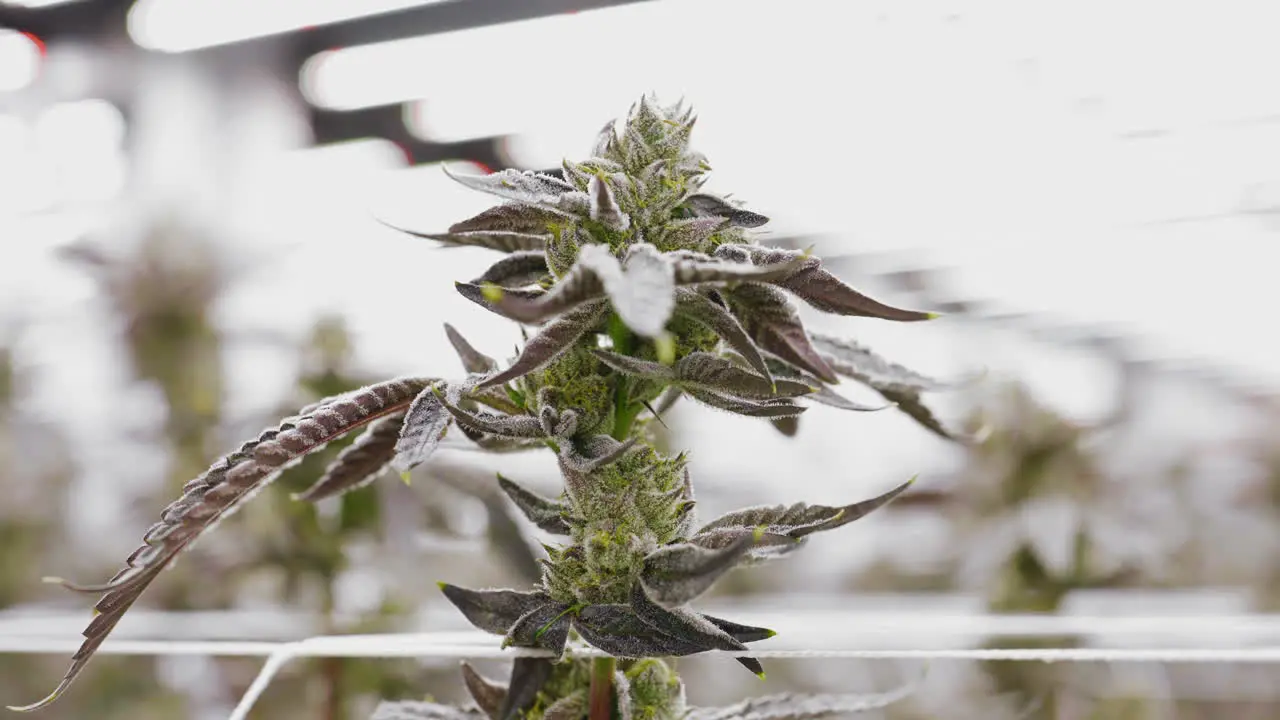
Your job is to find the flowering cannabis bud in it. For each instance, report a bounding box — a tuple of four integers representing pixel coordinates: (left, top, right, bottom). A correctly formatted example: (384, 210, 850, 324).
(13, 96, 961, 717)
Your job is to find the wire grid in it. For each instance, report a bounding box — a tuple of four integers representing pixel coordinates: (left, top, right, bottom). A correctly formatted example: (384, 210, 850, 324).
(5, 613, 1280, 719)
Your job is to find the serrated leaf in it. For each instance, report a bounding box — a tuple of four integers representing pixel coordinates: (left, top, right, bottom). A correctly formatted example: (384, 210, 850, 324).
(660, 216, 727, 249)
(437, 585, 551, 635)
(588, 175, 630, 231)
(702, 615, 776, 643)
(392, 384, 451, 473)
(764, 357, 887, 413)
(593, 350, 807, 405)
(681, 385, 806, 419)
(629, 583, 765, 677)
(675, 353, 811, 400)
(504, 602, 573, 655)
(449, 203, 563, 236)
(444, 166, 590, 216)
(590, 349, 676, 382)
(682, 194, 769, 228)
(497, 474, 570, 534)
(461, 662, 506, 720)
(15, 377, 434, 713)
(770, 416, 800, 437)
(474, 251, 550, 288)
(572, 604, 707, 659)
(641, 533, 780, 606)
(456, 282, 546, 321)
(723, 284, 836, 382)
(477, 300, 609, 389)
(445, 323, 498, 374)
(716, 245, 932, 321)
(436, 394, 545, 439)
(380, 218, 548, 253)
(294, 412, 406, 502)
(673, 289, 771, 381)
(692, 479, 915, 561)
(670, 253, 806, 287)
(371, 701, 487, 720)
(810, 333, 968, 441)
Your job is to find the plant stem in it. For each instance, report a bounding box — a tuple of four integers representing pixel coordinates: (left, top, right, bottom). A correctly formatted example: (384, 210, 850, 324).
(588, 656, 616, 720)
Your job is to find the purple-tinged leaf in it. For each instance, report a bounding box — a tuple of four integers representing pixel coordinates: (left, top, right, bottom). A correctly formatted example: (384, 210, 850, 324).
(461, 661, 506, 720)
(16, 377, 433, 713)
(764, 357, 888, 413)
(478, 300, 609, 389)
(629, 583, 765, 677)
(444, 166, 590, 216)
(563, 158, 624, 190)
(380, 219, 548, 253)
(456, 424, 545, 454)
(445, 323, 498, 374)
(591, 118, 618, 158)
(593, 350, 808, 404)
(653, 386, 683, 414)
(682, 386, 806, 419)
(473, 251, 550, 288)
(682, 194, 769, 228)
(391, 384, 451, 473)
(498, 658, 556, 720)
(702, 615, 776, 644)
(810, 333, 969, 441)
(641, 534, 766, 606)
(504, 603, 573, 655)
(456, 282, 546, 321)
(588, 175, 631, 231)
(371, 701, 486, 720)
(572, 605, 708, 659)
(437, 585, 551, 636)
(716, 244, 933, 321)
(723, 283, 837, 382)
(692, 479, 915, 561)
(559, 435, 639, 474)
(436, 393, 545, 439)
(449, 203, 563, 236)
(670, 253, 806, 287)
(497, 474, 570, 535)
(660, 216, 727, 249)
(673, 289, 771, 381)
(676, 353, 811, 400)
(591, 350, 676, 382)
(770, 417, 800, 437)
(538, 404, 579, 438)
(294, 412, 405, 502)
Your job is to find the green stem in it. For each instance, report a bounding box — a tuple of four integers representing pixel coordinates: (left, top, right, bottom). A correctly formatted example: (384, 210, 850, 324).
(588, 656, 616, 720)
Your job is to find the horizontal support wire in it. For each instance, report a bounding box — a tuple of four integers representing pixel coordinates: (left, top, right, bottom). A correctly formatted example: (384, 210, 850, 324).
(6, 614, 1280, 719)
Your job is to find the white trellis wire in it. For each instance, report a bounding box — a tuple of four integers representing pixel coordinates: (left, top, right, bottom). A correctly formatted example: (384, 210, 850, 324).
(5, 613, 1280, 719)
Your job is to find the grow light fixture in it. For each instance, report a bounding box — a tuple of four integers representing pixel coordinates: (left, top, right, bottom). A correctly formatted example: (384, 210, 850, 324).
(126, 0, 453, 53)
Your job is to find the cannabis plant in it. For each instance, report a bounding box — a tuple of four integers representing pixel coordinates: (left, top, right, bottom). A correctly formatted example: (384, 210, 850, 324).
(13, 96, 959, 718)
